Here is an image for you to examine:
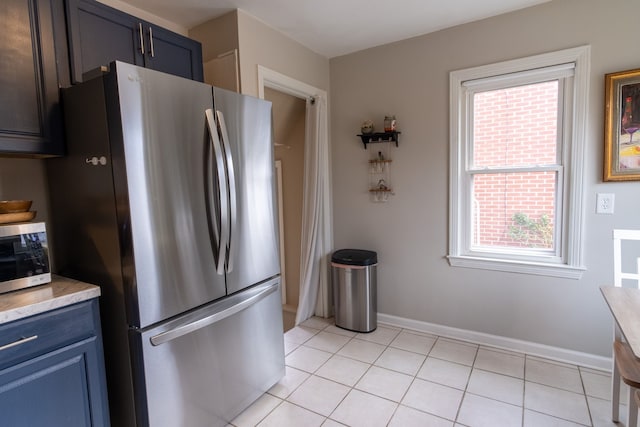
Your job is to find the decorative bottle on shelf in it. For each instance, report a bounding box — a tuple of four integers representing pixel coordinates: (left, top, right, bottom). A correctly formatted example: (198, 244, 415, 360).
(384, 115, 396, 132)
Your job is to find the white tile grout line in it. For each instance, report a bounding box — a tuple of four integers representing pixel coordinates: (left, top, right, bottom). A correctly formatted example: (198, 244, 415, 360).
(278, 321, 612, 426)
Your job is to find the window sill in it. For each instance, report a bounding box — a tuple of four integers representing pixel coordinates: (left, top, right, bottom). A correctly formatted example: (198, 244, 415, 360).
(447, 255, 585, 279)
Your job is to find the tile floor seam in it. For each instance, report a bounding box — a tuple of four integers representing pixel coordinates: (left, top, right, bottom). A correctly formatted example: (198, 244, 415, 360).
(304, 332, 353, 354)
(340, 385, 401, 406)
(424, 354, 475, 367)
(524, 380, 594, 426)
(256, 398, 286, 427)
(577, 365, 596, 427)
(331, 341, 383, 365)
(286, 349, 377, 419)
(472, 365, 525, 381)
(523, 353, 529, 427)
(523, 377, 593, 396)
(454, 368, 472, 424)
(278, 398, 333, 423)
(396, 403, 457, 426)
(396, 372, 418, 409)
(391, 346, 432, 417)
(454, 343, 476, 425)
(520, 360, 526, 427)
(326, 387, 399, 426)
(526, 407, 592, 426)
(232, 395, 284, 427)
(323, 384, 353, 424)
(462, 343, 481, 425)
(387, 342, 434, 357)
(384, 404, 401, 427)
(464, 386, 525, 404)
(275, 321, 624, 427)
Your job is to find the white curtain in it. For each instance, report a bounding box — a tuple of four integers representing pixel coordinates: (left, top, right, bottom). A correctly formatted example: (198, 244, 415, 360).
(295, 95, 329, 325)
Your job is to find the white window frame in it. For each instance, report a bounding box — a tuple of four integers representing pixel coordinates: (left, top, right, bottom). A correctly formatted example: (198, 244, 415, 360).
(448, 46, 590, 279)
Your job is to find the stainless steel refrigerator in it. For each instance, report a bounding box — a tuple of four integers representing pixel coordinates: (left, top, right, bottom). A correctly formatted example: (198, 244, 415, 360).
(47, 61, 284, 427)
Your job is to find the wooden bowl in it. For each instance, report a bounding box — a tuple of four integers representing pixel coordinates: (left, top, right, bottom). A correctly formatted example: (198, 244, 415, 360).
(0, 200, 32, 214)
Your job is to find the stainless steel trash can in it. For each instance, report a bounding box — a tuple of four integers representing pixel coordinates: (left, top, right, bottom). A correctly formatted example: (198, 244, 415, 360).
(331, 249, 377, 333)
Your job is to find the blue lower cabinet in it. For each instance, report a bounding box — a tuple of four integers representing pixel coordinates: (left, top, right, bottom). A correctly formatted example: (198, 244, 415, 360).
(0, 299, 110, 427)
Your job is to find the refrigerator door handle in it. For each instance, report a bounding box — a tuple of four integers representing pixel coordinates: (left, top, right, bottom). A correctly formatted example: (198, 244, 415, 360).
(205, 108, 229, 274)
(149, 280, 279, 346)
(216, 110, 237, 273)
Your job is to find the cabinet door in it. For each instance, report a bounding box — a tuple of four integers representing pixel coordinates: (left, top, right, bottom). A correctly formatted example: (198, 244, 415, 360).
(66, 0, 203, 83)
(0, 299, 110, 426)
(66, 0, 145, 83)
(0, 0, 64, 156)
(0, 337, 108, 427)
(144, 25, 204, 82)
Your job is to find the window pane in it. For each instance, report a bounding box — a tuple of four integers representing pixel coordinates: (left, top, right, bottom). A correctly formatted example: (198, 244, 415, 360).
(472, 172, 556, 250)
(473, 81, 558, 168)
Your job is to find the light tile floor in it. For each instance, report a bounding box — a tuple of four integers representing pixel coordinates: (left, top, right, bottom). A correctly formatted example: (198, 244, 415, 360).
(230, 317, 631, 427)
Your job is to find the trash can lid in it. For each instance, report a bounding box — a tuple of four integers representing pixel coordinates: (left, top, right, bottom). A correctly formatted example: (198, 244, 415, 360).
(331, 249, 378, 266)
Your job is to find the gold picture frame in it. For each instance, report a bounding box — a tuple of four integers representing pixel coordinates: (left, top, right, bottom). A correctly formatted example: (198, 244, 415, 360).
(604, 68, 640, 181)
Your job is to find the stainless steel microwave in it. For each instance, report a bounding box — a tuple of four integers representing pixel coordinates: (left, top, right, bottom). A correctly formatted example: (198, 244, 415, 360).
(0, 222, 51, 294)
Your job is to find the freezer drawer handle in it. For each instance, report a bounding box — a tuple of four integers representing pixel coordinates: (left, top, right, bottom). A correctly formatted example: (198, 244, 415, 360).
(0, 335, 38, 352)
(150, 281, 279, 346)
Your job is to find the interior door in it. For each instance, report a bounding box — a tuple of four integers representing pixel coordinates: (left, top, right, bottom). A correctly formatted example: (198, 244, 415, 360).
(213, 87, 281, 294)
(113, 62, 225, 328)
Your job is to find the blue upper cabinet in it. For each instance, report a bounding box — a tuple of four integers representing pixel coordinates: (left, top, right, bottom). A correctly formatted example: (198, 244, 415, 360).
(144, 25, 203, 80)
(0, 0, 66, 156)
(65, 0, 203, 84)
(65, 0, 145, 79)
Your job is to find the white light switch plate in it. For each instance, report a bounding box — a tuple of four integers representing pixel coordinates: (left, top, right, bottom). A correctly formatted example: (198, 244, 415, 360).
(596, 193, 615, 214)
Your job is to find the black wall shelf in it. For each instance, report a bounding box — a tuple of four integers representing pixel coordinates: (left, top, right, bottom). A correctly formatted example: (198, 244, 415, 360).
(357, 131, 401, 149)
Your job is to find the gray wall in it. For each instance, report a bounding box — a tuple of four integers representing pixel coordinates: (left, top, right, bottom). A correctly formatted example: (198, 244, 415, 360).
(236, 10, 330, 98)
(329, 0, 640, 357)
(189, 11, 239, 63)
(0, 159, 50, 226)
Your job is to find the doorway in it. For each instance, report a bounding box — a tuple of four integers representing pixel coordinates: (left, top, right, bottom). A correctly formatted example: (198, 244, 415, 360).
(258, 66, 332, 332)
(265, 87, 306, 331)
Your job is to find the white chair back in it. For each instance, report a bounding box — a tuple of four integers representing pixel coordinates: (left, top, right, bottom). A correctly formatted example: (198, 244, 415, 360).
(613, 229, 640, 288)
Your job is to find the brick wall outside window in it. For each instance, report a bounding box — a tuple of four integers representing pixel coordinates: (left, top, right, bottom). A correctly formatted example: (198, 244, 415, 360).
(472, 81, 558, 249)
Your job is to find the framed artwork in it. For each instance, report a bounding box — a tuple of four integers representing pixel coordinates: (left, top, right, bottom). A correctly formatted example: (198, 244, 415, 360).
(604, 68, 640, 181)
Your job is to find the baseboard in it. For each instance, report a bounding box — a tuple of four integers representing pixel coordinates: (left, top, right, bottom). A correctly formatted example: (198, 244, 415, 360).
(377, 312, 612, 372)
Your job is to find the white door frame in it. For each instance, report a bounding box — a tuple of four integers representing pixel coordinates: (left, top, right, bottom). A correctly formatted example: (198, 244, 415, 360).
(257, 65, 333, 318)
(274, 160, 286, 304)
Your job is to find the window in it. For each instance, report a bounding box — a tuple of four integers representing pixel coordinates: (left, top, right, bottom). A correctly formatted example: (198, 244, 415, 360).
(449, 46, 590, 278)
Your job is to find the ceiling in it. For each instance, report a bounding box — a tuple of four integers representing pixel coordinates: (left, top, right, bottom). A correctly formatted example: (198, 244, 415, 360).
(119, 0, 551, 58)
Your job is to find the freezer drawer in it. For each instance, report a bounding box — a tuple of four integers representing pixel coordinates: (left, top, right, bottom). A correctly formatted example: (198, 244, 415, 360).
(130, 278, 284, 427)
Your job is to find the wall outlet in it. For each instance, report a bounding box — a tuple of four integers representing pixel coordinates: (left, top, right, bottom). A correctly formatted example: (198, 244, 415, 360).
(596, 193, 615, 214)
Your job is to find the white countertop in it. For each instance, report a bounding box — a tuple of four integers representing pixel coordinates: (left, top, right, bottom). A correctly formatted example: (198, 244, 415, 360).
(0, 275, 101, 324)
